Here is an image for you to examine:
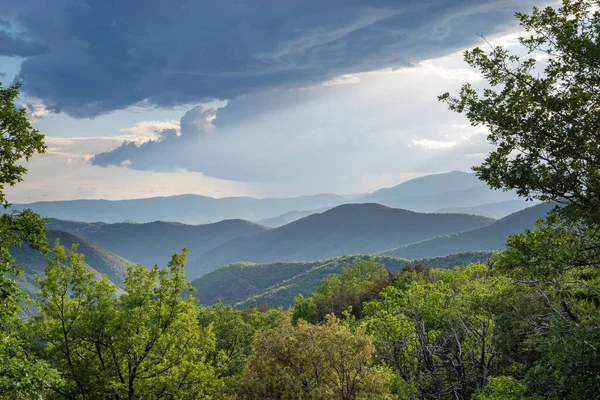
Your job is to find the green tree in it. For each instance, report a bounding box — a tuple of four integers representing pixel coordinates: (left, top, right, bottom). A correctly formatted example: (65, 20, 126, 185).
(363, 264, 509, 399)
(439, 0, 600, 226)
(310, 258, 390, 320)
(0, 82, 60, 399)
(439, 1, 600, 397)
(238, 315, 394, 400)
(291, 293, 318, 324)
(198, 300, 283, 391)
(32, 245, 220, 399)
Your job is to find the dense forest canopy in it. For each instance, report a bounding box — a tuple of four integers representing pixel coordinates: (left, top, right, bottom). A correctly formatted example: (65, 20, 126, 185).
(1, 0, 600, 398)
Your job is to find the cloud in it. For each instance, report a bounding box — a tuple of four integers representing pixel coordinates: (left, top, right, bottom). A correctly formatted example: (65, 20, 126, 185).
(412, 139, 457, 149)
(0, 29, 45, 57)
(24, 102, 48, 121)
(88, 53, 495, 194)
(91, 106, 217, 171)
(44, 119, 182, 160)
(2, 0, 547, 117)
(4, 155, 257, 203)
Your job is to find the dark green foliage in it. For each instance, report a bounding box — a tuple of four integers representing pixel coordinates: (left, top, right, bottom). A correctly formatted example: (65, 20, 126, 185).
(0, 82, 60, 399)
(0, 82, 46, 207)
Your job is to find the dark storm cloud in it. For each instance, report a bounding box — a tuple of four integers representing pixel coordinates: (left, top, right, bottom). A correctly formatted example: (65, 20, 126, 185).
(91, 105, 218, 172)
(0, 30, 45, 57)
(2, 0, 545, 117)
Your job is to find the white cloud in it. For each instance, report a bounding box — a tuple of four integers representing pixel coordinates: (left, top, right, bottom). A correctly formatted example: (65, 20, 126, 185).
(412, 139, 457, 149)
(5, 155, 258, 203)
(24, 102, 49, 122)
(118, 120, 180, 142)
(322, 74, 361, 87)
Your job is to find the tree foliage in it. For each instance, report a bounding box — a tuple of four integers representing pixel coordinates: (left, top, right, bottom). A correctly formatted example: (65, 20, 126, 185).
(238, 315, 394, 400)
(32, 245, 220, 399)
(0, 81, 57, 399)
(308, 258, 390, 321)
(440, 0, 600, 226)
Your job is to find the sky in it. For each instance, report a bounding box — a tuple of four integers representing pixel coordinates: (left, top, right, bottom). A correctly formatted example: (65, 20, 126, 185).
(0, 0, 550, 202)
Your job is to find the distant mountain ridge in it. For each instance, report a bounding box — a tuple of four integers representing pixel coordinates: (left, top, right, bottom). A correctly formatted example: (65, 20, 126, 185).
(47, 218, 269, 269)
(186, 203, 495, 277)
(256, 207, 332, 228)
(360, 171, 520, 212)
(12, 171, 521, 224)
(381, 203, 554, 259)
(14, 193, 347, 224)
(436, 200, 535, 219)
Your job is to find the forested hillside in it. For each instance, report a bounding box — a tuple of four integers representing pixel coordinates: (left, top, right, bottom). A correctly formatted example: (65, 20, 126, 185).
(47, 218, 268, 269)
(192, 252, 494, 308)
(187, 203, 494, 276)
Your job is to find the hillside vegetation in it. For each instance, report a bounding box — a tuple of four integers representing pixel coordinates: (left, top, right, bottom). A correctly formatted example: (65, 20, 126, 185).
(187, 203, 494, 276)
(192, 251, 494, 308)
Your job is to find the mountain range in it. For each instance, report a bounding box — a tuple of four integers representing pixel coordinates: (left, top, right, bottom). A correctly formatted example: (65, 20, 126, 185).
(8, 171, 555, 306)
(435, 200, 536, 219)
(12, 171, 521, 224)
(185, 203, 495, 277)
(46, 218, 268, 269)
(380, 202, 555, 259)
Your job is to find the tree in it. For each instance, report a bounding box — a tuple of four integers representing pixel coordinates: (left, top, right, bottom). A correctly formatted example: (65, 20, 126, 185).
(0, 82, 59, 399)
(439, 0, 600, 226)
(363, 264, 508, 399)
(291, 294, 318, 324)
(32, 245, 220, 399)
(238, 315, 393, 400)
(198, 300, 283, 390)
(310, 258, 390, 320)
(439, 2, 600, 397)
